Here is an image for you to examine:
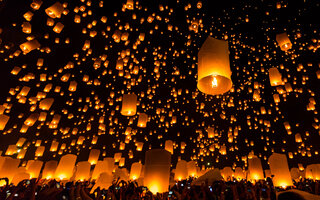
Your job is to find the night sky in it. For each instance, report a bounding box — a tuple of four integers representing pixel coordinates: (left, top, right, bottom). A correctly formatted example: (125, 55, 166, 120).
(0, 0, 319, 170)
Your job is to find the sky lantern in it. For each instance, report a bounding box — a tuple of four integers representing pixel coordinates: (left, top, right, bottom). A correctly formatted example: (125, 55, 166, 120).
(92, 159, 113, 180)
(187, 161, 197, 177)
(121, 94, 137, 116)
(234, 167, 245, 180)
(0, 157, 20, 183)
(45, 2, 63, 18)
(16, 137, 26, 147)
(248, 155, 264, 180)
(35, 146, 45, 157)
(74, 161, 91, 181)
(26, 160, 43, 179)
(88, 149, 100, 165)
(129, 162, 142, 180)
(221, 167, 234, 181)
(197, 37, 232, 95)
(0, 115, 9, 130)
(20, 40, 40, 54)
(54, 154, 77, 180)
(5, 145, 18, 156)
(165, 140, 173, 154)
(144, 149, 171, 194)
(268, 67, 284, 86)
(305, 164, 320, 180)
(39, 98, 54, 110)
(276, 32, 292, 51)
(17, 149, 27, 159)
(42, 160, 58, 179)
(30, 0, 43, 10)
(268, 153, 293, 188)
(12, 172, 30, 186)
(174, 160, 188, 181)
(137, 113, 148, 127)
(136, 142, 144, 151)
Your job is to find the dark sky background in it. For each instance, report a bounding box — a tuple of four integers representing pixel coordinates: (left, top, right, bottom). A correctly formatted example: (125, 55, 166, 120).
(0, 0, 319, 170)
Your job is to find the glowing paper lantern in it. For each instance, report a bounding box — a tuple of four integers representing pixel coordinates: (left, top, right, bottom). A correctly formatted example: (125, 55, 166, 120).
(137, 113, 148, 127)
(30, 0, 43, 10)
(39, 98, 54, 110)
(20, 40, 40, 54)
(197, 37, 232, 95)
(26, 160, 43, 179)
(248, 156, 264, 180)
(5, 145, 18, 155)
(165, 140, 173, 154)
(269, 67, 283, 86)
(92, 159, 113, 180)
(12, 172, 30, 185)
(268, 153, 293, 187)
(276, 32, 292, 51)
(129, 162, 142, 180)
(221, 167, 234, 181)
(187, 161, 197, 177)
(0, 157, 20, 183)
(174, 160, 188, 181)
(90, 172, 113, 193)
(305, 164, 320, 180)
(144, 149, 171, 194)
(16, 137, 26, 147)
(121, 94, 137, 116)
(35, 146, 45, 157)
(0, 114, 10, 130)
(42, 160, 58, 179)
(88, 149, 100, 165)
(54, 154, 77, 180)
(234, 167, 245, 180)
(290, 168, 300, 180)
(45, 2, 63, 18)
(75, 161, 91, 181)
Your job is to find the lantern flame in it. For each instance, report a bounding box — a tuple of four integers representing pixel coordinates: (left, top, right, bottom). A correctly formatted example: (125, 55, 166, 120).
(211, 75, 218, 88)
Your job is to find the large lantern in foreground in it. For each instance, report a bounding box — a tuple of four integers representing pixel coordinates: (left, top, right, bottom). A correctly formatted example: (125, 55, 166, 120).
(144, 149, 171, 194)
(268, 153, 293, 187)
(121, 94, 137, 116)
(54, 154, 77, 180)
(276, 32, 292, 51)
(42, 160, 58, 179)
(248, 156, 264, 181)
(174, 160, 188, 181)
(129, 162, 142, 180)
(197, 37, 232, 95)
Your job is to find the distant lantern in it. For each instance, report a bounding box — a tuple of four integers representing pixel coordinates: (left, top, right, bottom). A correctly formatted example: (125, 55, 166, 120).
(268, 153, 293, 188)
(53, 22, 64, 33)
(269, 67, 283, 86)
(276, 32, 292, 51)
(35, 146, 45, 157)
(129, 162, 142, 180)
(45, 2, 64, 18)
(20, 40, 40, 54)
(42, 160, 58, 179)
(174, 160, 188, 181)
(39, 98, 54, 110)
(121, 94, 137, 116)
(144, 149, 171, 194)
(197, 37, 232, 95)
(88, 149, 100, 165)
(54, 154, 77, 180)
(137, 113, 148, 127)
(295, 133, 302, 143)
(126, 0, 134, 10)
(30, 0, 43, 10)
(75, 161, 91, 181)
(305, 164, 320, 180)
(248, 156, 264, 180)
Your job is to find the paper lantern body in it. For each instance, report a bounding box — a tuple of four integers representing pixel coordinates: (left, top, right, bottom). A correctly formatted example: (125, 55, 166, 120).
(121, 94, 137, 116)
(174, 160, 188, 181)
(26, 160, 43, 179)
(197, 37, 232, 95)
(221, 167, 234, 181)
(269, 67, 283, 86)
(92, 158, 114, 180)
(0, 157, 20, 183)
(305, 164, 320, 180)
(130, 162, 142, 180)
(268, 153, 293, 187)
(234, 167, 245, 180)
(290, 168, 300, 180)
(137, 113, 148, 127)
(248, 156, 264, 180)
(12, 172, 30, 185)
(90, 172, 113, 193)
(276, 33, 292, 51)
(0, 115, 10, 130)
(35, 146, 45, 157)
(39, 98, 54, 110)
(88, 149, 100, 165)
(45, 2, 63, 18)
(144, 149, 171, 194)
(20, 40, 40, 54)
(54, 154, 77, 180)
(165, 140, 173, 154)
(187, 161, 197, 177)
(42, 160, 58, 179)
(75, 161, 91, 181)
